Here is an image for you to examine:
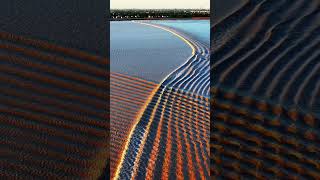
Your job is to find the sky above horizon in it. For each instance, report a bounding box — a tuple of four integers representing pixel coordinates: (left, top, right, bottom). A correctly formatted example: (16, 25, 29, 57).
(111, 0, 209, 9)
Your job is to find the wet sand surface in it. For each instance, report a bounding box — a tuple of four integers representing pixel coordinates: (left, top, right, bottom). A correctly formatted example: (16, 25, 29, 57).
(110, 72, 157, 179)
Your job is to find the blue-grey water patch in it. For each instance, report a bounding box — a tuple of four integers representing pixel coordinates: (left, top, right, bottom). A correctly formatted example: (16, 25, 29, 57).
(111, 21, 192, 83)
(152, 20, 210, 46)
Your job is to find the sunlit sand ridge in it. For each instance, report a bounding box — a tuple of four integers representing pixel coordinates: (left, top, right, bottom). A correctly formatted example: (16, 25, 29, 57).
(110, 72, 158, 179)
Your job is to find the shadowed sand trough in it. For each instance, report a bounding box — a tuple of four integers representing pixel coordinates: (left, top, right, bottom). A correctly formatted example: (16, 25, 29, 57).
(211, 0, 320, 179)
(0, 31, 108, 179)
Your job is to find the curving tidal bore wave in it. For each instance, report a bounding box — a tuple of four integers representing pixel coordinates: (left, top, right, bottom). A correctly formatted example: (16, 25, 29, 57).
(211, 0, 320, 179)
(114, 22, 210, 180)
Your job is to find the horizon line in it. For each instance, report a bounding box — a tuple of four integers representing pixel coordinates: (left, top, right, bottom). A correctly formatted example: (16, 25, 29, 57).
(111, 8, 210, 10)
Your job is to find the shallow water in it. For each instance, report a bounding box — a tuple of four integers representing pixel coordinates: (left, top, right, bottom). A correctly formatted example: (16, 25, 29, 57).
(111, 21, 192, 83)
(152, 20, 210, 46)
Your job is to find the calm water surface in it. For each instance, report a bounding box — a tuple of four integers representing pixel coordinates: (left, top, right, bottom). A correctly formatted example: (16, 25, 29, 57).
(153, 20, 210, 46)
(111, 21, 192, 82)
(111, 20, 209, 82)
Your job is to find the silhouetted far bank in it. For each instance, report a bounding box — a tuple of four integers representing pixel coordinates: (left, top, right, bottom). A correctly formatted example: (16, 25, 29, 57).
(110, 17, 210, 21)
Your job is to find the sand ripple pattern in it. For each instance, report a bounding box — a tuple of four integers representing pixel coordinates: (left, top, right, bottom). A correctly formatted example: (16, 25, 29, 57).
(211, 0, 320, 179)
(110, 72, 157, 179)
(115, 23, 210, 179)
(0, 31, 108, 179)
(162, 28, 210, 98)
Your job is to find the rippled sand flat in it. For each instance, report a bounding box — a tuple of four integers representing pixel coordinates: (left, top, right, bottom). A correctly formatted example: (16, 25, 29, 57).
(212, 0, 247, 23)
(211, 0, 320, 178)
(110, 72, 157, 179)
(114, 22, 210, 179)
(110, 21, 197, 179)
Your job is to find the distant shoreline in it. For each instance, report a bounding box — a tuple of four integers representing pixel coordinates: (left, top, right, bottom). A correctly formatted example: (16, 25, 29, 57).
(110, 17, 210, 21)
